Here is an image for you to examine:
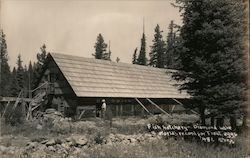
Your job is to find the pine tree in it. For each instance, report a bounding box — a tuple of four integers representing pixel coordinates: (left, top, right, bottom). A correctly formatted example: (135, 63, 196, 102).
(28, 61, 34, 91)
(93, 34, 108, 60)
(116, 57, 120, 63)
(149, 24, 166, 68)
(137, 33, 147, 65)
(102, 41, 112, 61)
(16, 54, 25, 92)
(37, 44, 48, 66)
(33, 44, 48, 88)
(23, 65, 29, 97)
(165, 20, 178, 69)
(173, 0, 247, 128)
(0, 30, 11, 96)
(132, 48, 138, 64)
(9, 67, 18, 97)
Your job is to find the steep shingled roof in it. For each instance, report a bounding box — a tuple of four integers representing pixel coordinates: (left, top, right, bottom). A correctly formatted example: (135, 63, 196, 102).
(50, 53, 189, 99)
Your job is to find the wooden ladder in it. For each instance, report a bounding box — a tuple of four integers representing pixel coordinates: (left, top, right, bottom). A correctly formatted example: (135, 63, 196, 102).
(26, 91, 46, 120)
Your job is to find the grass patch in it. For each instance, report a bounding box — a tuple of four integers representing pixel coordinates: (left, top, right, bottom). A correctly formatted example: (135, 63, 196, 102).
(85, 135, 248, 158)
(0, 115, 248, 158)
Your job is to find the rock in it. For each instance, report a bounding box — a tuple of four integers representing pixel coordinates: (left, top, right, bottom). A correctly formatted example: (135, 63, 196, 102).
(75, 137, 88, 146)
(8, 146, 15, 154)
(128, 138, 137, 143)
(148, 136, 157, 142)
(72, 147, 81, 155)
(68, 141, 73, 147)
(61, 143, 69, 149)
(55, 138, 62, 144)
(77, 139, 87, 146)
(48, 146, 56, 152)
(0, 145, 7, 152)
(60, 146, 69, 154)
(41, 139, 49, 144)
(100, 151, 106, 157)
(105, 138, 113, 145)
(46, 139, 56, 146)
(65, 137, 71, 142)
(36, 124, 43, 130)
(123, 139, 130, 144)
(70, 135, 88, 146)
(26, 142, 37, 150)
(8, 149, 15, 154)
(38, 145, 46, 151)
(31, 137, 46, 143)
(144, 133, 153, 138)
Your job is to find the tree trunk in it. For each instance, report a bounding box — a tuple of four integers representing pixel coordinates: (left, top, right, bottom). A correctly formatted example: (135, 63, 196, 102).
(230, 116, 237, 131)
(216, 117, 224, 128)
(210, 116, 215, 126)
(242, 113, 248, 129)
(216, 118, 221, 128)
(199, 107, 206, 125)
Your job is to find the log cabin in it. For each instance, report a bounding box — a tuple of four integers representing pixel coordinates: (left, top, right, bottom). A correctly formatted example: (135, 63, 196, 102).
(36, 53, 190, 118)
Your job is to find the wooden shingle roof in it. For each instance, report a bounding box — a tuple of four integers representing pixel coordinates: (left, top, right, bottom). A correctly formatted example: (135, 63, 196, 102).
(50, 53, 189, 99)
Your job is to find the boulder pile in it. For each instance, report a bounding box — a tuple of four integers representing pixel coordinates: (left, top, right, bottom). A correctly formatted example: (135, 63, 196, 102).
(22, 134, 90, 157)
(104, 133, 160, 145)
(0, 132, 162, 157)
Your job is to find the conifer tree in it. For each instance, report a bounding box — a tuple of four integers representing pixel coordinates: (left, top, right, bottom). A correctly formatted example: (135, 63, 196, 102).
(28, 61, 34, 91)
(165, 20, 178, 69)
(37, 44, 47, 66)
(116, 57, 120, 63)
(173, 0, 247, 128)
(132, 48, 138, 64)
(137, 33, 147, 65)
(102, 41, 111, 61)
(0, 31, 11, 96)
(23, 65, 30, 96)
(33, 44, 48, 88)
(9, 67, 19, 96)
(16, 54, 25, 92)
(93, 34, 108, 60)
(149, 24, 166, 68)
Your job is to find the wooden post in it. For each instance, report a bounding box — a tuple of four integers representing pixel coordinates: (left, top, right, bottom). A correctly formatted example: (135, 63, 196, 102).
(131, 104, 135, 116)
(120, 105, 123, 116)
(2, 101, 10, 118)
(172, 98, 199, 115)
(116, 104, 119, 116)
(135, 98, 152, 116)
(146, 98, 169, 115)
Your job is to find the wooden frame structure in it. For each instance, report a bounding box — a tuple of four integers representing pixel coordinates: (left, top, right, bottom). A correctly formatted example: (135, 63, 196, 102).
(31, 53, 191, 118)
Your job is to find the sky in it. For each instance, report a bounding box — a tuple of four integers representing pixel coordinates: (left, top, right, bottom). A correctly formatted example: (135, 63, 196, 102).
(1, 0, 182, 69)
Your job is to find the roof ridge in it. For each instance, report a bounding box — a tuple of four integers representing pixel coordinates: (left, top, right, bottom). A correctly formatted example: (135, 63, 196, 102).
(49, 52, 177, 72)
(47, 52, 189, 98)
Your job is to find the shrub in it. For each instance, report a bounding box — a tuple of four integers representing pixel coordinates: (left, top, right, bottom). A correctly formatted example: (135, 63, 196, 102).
(85, 136, 248, 158)
(94, 131, 105, 144)
(3, 103, 25, 126)
(148, 114, 199, 126)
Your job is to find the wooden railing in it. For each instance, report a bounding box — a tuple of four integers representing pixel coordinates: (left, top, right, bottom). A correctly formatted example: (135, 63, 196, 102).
(30, 81, 54, 97)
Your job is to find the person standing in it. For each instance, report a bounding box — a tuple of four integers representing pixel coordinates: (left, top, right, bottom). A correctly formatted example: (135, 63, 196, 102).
(101, 99, 107, 118)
